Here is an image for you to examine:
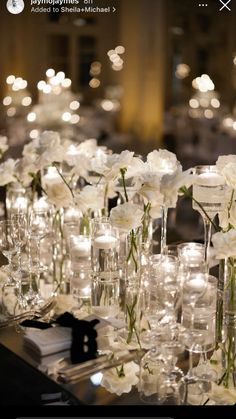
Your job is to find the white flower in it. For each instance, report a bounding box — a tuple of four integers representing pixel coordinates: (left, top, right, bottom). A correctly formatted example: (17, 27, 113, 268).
(75, 185, 104, 214)
(53, 294, 76, 317)
(101, 361, 139, 396)
(36, 131, 64, 169)
(103, 150, 136, 181)
(110, 202, 144, 233)
(0, 159, 17, 186)
(160, 168, 193, 208)
(137, 172, 163, 206)
(147, 149, 181, 174)
(45, 180, 73, 209)
(207, 382, 236, 405)
(0, 136, 9, 156)
(212, 230, 236, 259)
(24, 131, 64, 171)
(216, 155, 236, 173)
(77, 139, 99, 157)
(149, 205, 162, 219)
(15, 158, 38, 187)
(228, 201, 236, 229)
(221, 163, 236, 189)
(218, 206, 229, 230)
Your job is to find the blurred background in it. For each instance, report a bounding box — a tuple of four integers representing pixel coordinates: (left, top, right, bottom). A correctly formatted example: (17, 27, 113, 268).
(1, 0, 236, 166)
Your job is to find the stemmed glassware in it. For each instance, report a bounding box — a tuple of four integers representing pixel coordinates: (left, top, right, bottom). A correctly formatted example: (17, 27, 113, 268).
(27, 209, 52, 305)
(192, 165, 228, 271)
(0, 220, 17, 277)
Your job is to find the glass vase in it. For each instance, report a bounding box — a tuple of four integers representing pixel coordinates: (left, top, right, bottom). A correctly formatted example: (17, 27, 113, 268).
(125, 229, 141, 288)
(217, 257, 236, 389)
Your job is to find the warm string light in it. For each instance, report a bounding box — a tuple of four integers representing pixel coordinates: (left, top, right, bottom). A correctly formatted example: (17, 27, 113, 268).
(107, 45, 125, 72)
(3, 74, 32, 116)
(189, 74, 220, 120)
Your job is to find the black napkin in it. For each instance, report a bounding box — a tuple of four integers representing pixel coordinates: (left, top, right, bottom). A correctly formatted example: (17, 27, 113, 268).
(21, 312, 100, 364)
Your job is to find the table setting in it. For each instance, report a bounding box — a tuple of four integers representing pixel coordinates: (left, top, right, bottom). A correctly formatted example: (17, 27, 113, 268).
(0, 132, 236, 406)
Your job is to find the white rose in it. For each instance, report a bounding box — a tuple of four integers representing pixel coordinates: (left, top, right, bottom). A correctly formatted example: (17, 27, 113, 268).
(147, 149, 181, 174)
(101, 361, 139, 396)
(110, 202, 144, 233)
(75, 185, 104, 214)
(45, 180, 73, 209)
(212, 230, 236, 259)
(221, 163, 236, 189)
(0, 136, 9, 156)
(0, 159, 17, 186)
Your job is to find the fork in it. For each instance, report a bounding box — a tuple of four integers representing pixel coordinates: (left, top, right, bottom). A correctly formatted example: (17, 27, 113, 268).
(58, 349, 144, 384)
(0, 297, 56, 328)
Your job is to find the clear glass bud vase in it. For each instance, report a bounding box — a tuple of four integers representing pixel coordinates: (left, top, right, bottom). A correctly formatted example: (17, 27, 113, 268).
(52, 209, 68, 294)
(125, 229, 141, 288)
(217, 257, 236, 389)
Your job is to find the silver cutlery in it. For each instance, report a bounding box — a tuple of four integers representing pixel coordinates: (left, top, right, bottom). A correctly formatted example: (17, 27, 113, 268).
(0, 297, 56, 328)
(58, 349, 144, 384)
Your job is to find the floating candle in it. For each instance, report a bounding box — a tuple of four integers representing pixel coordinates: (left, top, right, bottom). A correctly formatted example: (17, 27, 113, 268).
(93, 235, 117, 250)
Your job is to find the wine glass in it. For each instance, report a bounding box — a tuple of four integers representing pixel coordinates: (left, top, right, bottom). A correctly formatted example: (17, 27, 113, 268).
(10, 213, 28, 272)
(27, 210, 52, 304)
(192, 165, 228, 272)
(0, 220, 17, 278)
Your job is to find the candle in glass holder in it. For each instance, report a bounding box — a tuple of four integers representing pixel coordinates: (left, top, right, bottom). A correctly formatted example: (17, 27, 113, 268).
(12, 196, 28, 213)
(93, 234, 118, 250)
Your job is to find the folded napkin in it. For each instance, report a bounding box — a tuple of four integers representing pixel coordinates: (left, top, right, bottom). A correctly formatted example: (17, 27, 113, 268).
(23, 312, 117, 364)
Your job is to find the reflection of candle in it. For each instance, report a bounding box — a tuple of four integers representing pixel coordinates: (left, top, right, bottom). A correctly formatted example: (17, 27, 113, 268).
(93, 235, 117, 249)
(43, 167, 60, 184)
(65, 207, 82, 221)
(33, 197, 50, 211)
(13, 197, 28, 212)
(74, 241, 91, 257)
(187, 277, 206, 293)
(181, 248, 203, 262)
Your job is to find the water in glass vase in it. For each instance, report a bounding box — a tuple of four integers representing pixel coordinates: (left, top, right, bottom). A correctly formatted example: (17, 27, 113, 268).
(192, 171, 227, 218)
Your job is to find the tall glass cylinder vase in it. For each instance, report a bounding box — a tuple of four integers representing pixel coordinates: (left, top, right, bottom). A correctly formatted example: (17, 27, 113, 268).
(160, 206, 168, 254)
(91, 218, 120, 318)
(125, 229, 141, 288)
(217, 257, 236, 389)
(52, 209, 67, 294)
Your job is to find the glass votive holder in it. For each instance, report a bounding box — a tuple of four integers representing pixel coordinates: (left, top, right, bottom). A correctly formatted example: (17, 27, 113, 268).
(177, 242, 205, 266)
(69, 235, 91, 269)
(91, 275, 120, 319)
(70, 267, 92, 306)
(181, 274, 217, 353)
(91, 219, 119, 276)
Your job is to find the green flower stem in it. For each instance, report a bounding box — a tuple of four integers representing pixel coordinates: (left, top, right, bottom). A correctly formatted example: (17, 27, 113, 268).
(116, 364, 125, 378)
(53, 163, 74, 199)
(179, 186, 218, 231)
(142, 203, 151, 243)
(126, 294, 142, 350)
(127, 230, 138, 273)
(120, 168, 129, 203)
(228, 190, 235, 215)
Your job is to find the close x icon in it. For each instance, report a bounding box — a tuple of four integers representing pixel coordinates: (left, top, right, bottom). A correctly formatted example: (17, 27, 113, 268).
(219, 0, 232, 11)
